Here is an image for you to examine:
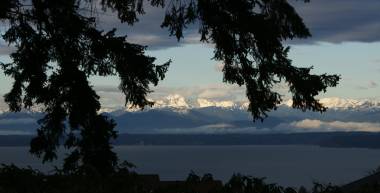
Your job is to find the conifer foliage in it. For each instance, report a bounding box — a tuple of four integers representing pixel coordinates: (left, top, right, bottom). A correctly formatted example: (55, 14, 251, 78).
(0, 0, 170, 174)
(0, 0, 339, 174)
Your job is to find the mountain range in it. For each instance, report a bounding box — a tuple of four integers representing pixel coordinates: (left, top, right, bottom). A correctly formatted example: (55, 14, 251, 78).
(101, 95, 380, 112)
(1, 95, 380, 135)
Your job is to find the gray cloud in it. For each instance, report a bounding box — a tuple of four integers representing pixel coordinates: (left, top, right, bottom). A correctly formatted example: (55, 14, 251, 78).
(292, 0, 380, 43)
(96, 4, 199, 49)
(1, 1, 378, 53)
(0, 45, 14, 56)
(355, 80, 378, 90)
(373, 59, 380, 64)
(0, 38, 15, 56)
(99, 0, 380, 48)
(369, 81, 378, 88)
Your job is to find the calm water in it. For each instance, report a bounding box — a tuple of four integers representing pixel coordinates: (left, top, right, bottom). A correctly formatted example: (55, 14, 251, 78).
(1, 145, 380, 188)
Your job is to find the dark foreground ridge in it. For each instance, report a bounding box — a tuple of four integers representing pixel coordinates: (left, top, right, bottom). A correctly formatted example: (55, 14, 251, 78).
(2, 132, 380, 149)
(1, 164, 380, 193)
(0, 164, 346, 193)
(341, 172, 380, 193)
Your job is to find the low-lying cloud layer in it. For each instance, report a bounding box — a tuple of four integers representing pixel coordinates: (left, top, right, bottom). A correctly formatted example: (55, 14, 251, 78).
(139, 124, 256, 135)
(126, 119, 380, 134)
(0, 118, 36, 125)
(281, 119, 380, 133)
(2, 102, 380, 134)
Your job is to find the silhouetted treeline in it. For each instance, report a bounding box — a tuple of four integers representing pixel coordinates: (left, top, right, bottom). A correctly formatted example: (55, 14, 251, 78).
(0, 164, 351, 193)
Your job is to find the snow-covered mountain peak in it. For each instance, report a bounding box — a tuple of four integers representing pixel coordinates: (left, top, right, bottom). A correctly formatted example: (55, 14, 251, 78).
(153, 94, 190, 109)
(281, 97, 380, 110)
(319, 97, 361, 109)
(197, 98, 235, 108)
(96, 96, 380, 113)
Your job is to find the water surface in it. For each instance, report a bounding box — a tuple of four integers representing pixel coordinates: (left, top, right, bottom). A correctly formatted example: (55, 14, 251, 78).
(1, 145, 380, 188)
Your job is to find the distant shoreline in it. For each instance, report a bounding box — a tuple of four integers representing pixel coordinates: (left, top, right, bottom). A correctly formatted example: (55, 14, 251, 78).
(1, 132, 380, 149)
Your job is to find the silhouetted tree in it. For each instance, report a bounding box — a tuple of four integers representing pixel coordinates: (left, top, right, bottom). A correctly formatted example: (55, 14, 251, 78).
(312, 183, 342, 193)
(160, 0, 339, 120)
(0, 0, 170, 175)
(0, 0, 339, 174)
(298, 186, 308, 193)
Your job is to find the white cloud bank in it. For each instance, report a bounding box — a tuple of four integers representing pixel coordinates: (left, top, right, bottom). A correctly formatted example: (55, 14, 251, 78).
(282, 119, 380, 133)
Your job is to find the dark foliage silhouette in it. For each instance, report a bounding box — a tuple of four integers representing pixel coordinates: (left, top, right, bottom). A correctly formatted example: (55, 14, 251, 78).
(0, 0, 339, 173)
(0, 0, 170, 174)
(0, 164, 353, 193)
(160, 0, 339, 120)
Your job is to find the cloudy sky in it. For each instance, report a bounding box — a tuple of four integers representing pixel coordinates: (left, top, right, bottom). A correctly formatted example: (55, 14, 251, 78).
(1, 0, 380, 107)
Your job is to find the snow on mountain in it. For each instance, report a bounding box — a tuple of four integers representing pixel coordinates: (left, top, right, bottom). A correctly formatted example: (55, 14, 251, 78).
(145, 96, 380, 111)
(3, 95, 380, 135)
(2, 94, 380, 113)
(319, 97, 374, 109)
(101, 94, 192, 113)
(197, 98, 235, 108)
(281, 97, 380, 110)
(153, 94, 190, 109)
(144, 94, 242, 110)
